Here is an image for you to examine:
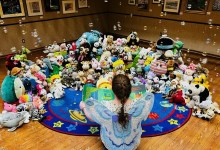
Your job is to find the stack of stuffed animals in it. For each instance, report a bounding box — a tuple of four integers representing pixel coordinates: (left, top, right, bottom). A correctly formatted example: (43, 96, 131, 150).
(1, 30, 220, 132)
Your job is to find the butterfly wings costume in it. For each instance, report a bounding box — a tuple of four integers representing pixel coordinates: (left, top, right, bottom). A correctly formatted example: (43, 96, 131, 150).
(84, 92, 154, 150)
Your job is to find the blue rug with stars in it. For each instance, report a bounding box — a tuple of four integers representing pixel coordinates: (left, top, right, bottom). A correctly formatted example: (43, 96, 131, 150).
(40, 88, 192, 137)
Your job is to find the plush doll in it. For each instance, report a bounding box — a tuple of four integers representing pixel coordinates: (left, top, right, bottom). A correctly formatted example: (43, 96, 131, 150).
(43, 43, 60, 53)
(33, 96, 44, 109)
(14, 77, 25, 99)
(74, 76, 83, 91)
(150, 60, 167, 76)
(19, 94, 32, 104)
(186, 83, 210, 108)
(102, 35, 114, 51)
(193, 73, 209, 89)
(5, 54, 21, 71)
(127, 31, 140, 47)
(50, 76, 66, 99)
(169, 88, 186, 105)
(0, 111, 30, 132)
(112, 59, 125, 75)
(1, 76, 17, 103)
(3, 103, 17, 113)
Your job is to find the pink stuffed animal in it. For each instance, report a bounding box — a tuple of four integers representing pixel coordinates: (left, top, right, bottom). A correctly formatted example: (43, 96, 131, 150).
(4, 103, 17, 112)
(33, 96, 44, 109)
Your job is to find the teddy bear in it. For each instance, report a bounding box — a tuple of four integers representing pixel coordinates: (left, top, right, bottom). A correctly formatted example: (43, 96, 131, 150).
(102, 35, 114, 51)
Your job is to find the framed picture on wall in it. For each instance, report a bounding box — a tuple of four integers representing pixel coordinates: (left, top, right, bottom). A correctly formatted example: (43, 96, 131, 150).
(0, 0, 25, 18)
(138, 0, 149, 9)
(163, 0, 181, 14)
(185, 0, 209, 14)
(128, 0, 136, 5)
(78, 0, 87, 8)
(62, 0, 76, 14)
(213, 0, 220, 11)
(45, 0, 60, 12)
(153, 0, 161, 4)
(26, 0, 43, 16)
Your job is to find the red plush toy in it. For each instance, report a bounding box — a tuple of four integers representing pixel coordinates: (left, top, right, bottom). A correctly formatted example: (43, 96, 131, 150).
(169, 89, 186, 105)
(5, 54, 21, 71)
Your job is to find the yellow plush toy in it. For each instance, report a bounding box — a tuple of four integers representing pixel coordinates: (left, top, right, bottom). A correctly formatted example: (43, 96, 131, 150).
(112, 59, 125, 74)
(193, 74, 209, 89)
(96, 78, 112, 89)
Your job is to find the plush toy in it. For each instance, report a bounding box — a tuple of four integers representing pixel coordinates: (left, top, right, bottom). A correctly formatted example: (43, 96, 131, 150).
(112, 59, 125, 75)
(49, 76, 66, 99)
(43, 43, 60, 53)
(169, 88, 186, 105)
(19, 94, 32, 103)
(74, 76, 83, 91)
(1, 76, 17, 103)
(0, 111, 30, 132)
(11, 67, 23, 77)
(193, 73, 209, 89)
(156, 35, 174, 51)
(14, 47, 31, 62)
(61, 76, 75, 88)
(14, 77, 25, 99)
(5, 54, 21, 71)
(102, 35, 114, 51)
(150, 60, 167, 76)
(3, 103, 17, 113)
(127, 31, 140, 47)
(33, 96, 44, 109)
(186, 84, 210, 108)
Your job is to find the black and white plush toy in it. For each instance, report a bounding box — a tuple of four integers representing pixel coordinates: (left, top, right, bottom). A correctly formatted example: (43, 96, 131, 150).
(127, 32, 140, 47)
(186, 83, 210, 108)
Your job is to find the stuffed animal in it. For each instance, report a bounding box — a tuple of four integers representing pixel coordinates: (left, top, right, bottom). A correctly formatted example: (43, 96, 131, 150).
(5, 54, 21, 71)
(0, 111, 30, 132)
(127, 32, 140, 47)
(112, 59, 125, 75)
(96, 78, 112, 89)
(186, 84, 210, 108)
(169, 88, 186, 105)
(14, 77, 25, 99)
(1, 76, 17, 103)
(3, 103, 17, 113)
(150, 60, 167, 76)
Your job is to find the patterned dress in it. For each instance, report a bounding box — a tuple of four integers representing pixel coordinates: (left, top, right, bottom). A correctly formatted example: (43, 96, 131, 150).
(84, 92, 154, 150)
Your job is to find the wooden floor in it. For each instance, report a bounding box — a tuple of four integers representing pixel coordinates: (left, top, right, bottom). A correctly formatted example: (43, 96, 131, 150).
(0, 50, 220, 150)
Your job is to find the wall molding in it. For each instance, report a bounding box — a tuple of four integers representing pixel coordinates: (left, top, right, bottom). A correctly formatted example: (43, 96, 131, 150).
(106, 12, 220, 26)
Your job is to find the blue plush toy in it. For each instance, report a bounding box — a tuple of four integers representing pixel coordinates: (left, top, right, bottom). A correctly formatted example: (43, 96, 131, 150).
(76, 30, 102, 48)
(1, 76, 17, 103)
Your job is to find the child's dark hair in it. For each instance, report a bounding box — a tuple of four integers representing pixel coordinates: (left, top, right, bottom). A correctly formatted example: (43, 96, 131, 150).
(112, 74, 131, 128)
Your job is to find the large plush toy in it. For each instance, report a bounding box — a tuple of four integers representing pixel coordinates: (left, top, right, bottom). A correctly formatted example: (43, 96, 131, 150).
(0, 111, 30, 132)
(1, 76, 17, 103)
(186, 84, 210, 108)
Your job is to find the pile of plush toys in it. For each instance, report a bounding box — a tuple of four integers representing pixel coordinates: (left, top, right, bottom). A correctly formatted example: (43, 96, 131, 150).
(1, 30, 220, 132)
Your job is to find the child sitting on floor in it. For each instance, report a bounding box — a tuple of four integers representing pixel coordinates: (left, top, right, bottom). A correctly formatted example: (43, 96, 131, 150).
(80, 74, 154, 150)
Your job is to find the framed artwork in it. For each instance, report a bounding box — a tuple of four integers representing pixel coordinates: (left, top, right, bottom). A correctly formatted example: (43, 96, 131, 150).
(153, 0, 161, 4)
(0, 0, 25, 18)
(26, 0, 43, 16)
(78, 0, 87, 8)
(213, 0, 220, 11)
(185, 0, 209, 14)
(128, 0, 136, 5)
(62, 0, 76, 14)
(137, 0, 149, 9)
(163, 0, 181, 14)
(44, 0, 60, 11)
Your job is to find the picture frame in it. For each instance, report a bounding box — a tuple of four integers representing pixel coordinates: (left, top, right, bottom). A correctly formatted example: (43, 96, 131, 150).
(137, 0, 149, 9)
(163, 0, 181, 14)
(26, 0, 43, 16)
(0, 0, 25, 18)
(185, 0, 209, 14)
(78, 0, 87, 8)
(153, 0, 161, 4)
(44, 0, 60, 12)
(212, 0, 220, 11)
(128, 0, 136, 5)
(62, 0, 76, 14)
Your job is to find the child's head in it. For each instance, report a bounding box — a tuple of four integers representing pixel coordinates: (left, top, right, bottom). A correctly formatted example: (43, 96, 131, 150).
(112, 74, 131, 128)
(112, 74, 131, 101)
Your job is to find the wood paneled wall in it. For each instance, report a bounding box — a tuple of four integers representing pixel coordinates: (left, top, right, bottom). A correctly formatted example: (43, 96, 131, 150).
(107, 0, 220, 55)
(0, 0, 108, 55)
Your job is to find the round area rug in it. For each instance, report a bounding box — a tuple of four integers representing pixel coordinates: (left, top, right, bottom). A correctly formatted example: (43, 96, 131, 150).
(40, 88, 192, 137)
